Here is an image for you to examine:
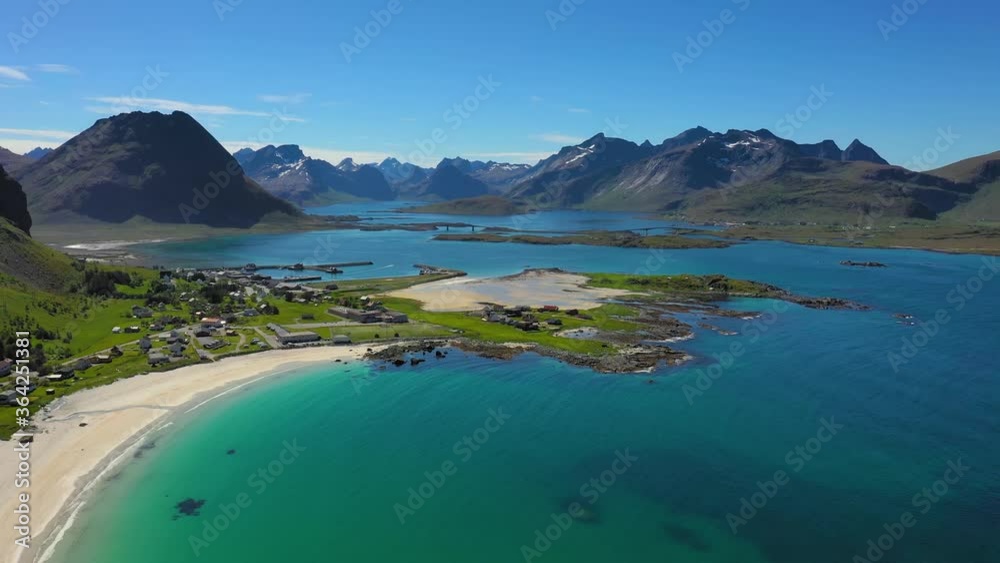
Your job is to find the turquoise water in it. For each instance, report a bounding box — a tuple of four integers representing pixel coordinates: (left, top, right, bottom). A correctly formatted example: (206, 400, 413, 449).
(54, 210, 999, 562)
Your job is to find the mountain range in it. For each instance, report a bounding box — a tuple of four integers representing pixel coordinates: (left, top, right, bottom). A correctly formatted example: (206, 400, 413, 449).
(497, 127, 983, 221)
(4, 111, 999, 229)
(235, 144, 394, 205)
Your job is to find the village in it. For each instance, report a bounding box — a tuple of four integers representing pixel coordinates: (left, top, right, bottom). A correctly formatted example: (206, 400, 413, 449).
(0, 264, 438, 408)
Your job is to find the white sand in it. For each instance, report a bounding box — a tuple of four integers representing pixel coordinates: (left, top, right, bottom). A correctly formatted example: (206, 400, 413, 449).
(0, 345, 375, 563)
(389, 270, 631, 312)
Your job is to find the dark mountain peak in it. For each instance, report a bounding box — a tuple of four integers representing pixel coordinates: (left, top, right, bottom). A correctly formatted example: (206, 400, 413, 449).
(438, 157, 492, 175)
(581, 132, 606, 145)
(24, 147, 53, 160)
(421, 163, 490, 200)
(797, 139, 844, 161)
(0, 165, 32, 235)
(660, 127, 715, 152)
(233, 147, 256, 165)
(378, 158, 428, 186)
(337, 158, 361, 172)
(438, 156, 471, 170)
(640, 140, 654, 149)
(16, 110, 301, 227)
(273, 144, 305, 162)
(843, 139, 889, 165)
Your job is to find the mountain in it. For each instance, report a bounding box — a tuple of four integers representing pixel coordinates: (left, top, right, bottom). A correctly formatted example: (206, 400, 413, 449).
(0, 147, 32, 175)
(468, 161, 535, 192)
(842, 139, 889, 165)
(414, 163, 490, 200)
(377, 158, 431, 189)
(241, 145, 394, 205)
(24, 147, 54, 160)
(233, 147, 256, 166)
(505, 128, 974, 221)
(0, 166, 78, 292)
(336, 158, 363, 173)
(16, 111, 302, 227)
(507, 133, 650, 206)
(928, 151, 1000, 221)
(376, 157, 533, 198)
(0, 165, 32, 235)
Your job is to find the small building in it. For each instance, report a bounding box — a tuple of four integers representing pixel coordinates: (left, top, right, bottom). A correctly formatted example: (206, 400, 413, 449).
(546, 318, 564, 326)
(541, 305, 560, 312)
(242, 308, 260, 317)
(139, 337, 152, 352)
(132, 306, 154, 318)
(200, 317, 225, 329)
(0, 359, 13, 377)
(148, 352, 169, 366)
(73, 358, 93, 371)
(383, 312, 408, 324)
(112, 326, 122, 334)
(329, 306, 381, 323)
(194, 328, 212, 338)
(124, 326, 141, 334)
(267, 323, 321, 345)
(332, 335, 352, 345)
(168, 342, 187, 357)
(0, 390, 18, 406)
(93, 354, 112, 364)
(196, 337, 226, 350)
(50, 367, 76, 381)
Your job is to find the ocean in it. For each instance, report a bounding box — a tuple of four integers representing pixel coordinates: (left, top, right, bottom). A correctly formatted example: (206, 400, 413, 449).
(47, 209, 999, 563)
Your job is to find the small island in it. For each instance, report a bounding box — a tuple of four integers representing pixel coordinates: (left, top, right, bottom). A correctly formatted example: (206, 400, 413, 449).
(433, 230, 732, 249)
(402, 196, 533, 216)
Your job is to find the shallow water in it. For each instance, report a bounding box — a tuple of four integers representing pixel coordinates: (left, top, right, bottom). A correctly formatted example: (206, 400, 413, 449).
(53, 208, 1000, 563)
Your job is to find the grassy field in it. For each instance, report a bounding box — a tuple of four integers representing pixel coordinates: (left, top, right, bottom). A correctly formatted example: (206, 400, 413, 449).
(317, 322, 455, 343)
(0, 344, 202, 439)
(586, 272, 780, 298)
(380, 297, 639, 355)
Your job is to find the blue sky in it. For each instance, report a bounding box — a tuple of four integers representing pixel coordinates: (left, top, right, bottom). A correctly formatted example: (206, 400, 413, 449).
(1, 0, 997, 167)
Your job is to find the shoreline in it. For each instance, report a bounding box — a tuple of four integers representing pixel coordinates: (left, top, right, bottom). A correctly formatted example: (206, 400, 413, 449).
(0, 345, 377, 563)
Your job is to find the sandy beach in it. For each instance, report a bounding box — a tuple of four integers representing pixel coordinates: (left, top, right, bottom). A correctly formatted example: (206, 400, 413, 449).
(0, 345, 375, 563)
(388, 269, 631, 312)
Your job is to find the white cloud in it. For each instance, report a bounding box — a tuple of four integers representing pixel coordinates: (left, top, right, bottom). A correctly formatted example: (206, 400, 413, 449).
(529, 95, 544, 103)
(0, 139, 58, 153)
(568, 107, 591, 114)
(85, 97, 306, 122)
(36, 64, 78, 74)
(0, 127, 76, 152)
(0, 127, 76, 141)
(0, 66, 30, 81)
(533, 133, 583, 144)
(257, 93, 311, 104)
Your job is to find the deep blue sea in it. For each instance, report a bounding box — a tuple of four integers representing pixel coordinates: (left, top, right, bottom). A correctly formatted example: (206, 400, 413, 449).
(52, 206, 999, 563)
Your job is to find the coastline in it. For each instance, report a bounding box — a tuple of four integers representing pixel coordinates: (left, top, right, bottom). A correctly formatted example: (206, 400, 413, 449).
(0, 345, 377, 563)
